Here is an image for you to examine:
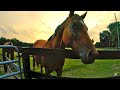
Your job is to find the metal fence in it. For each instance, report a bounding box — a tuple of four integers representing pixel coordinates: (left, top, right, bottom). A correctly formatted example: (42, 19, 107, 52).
(0, 45, 23, 79)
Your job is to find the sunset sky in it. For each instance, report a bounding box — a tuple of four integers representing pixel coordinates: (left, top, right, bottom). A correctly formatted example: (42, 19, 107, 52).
(0, 11, 119, 44)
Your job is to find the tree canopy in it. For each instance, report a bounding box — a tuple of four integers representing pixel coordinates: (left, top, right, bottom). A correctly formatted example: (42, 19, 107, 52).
(95, 21, 120, 48)
(0, 37, 33, 47)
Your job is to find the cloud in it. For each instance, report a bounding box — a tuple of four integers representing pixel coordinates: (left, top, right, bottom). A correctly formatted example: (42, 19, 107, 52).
(0, 26, 7, 34)
(4, 25, 18, 34)
(0, 11, 120, 43)
(86, 11, 120, 43)
(0, 25, 17, 37)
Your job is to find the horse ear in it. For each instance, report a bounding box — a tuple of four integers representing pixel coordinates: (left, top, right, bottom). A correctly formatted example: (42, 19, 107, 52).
(69, 11, 74, 17)
(81, 11, 87, 19)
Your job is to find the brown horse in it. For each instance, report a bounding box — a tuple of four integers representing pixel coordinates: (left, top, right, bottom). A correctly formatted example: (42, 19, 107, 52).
(4, 41, 14, 59)
(33, 11, 98, 77)
(33, 39, 46, 72)
(33, 24, 65, 73)
(4, 41, 13, 46)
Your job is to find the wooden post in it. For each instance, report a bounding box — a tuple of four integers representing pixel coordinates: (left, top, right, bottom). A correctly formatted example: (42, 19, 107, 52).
(2, 48, 7, 72)
(22, 51, 32, 79)
(10, 50, 14, 60)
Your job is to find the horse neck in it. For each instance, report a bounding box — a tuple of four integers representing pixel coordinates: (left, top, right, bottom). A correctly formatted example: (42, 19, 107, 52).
(43, 29, 65, 49)
(39, 29, 65, 49)
(44, 19, 66, 49)
(52, 28, 65, 49)
(43, 40, 53, 48)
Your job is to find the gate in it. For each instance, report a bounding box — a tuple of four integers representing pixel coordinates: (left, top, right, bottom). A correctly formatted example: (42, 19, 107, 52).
(0, 45, 23, 79)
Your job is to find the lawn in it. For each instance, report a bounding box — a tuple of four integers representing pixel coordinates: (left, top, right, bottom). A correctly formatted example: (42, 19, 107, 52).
(62, 59, 120, 78)
(31, 57, 120, 78)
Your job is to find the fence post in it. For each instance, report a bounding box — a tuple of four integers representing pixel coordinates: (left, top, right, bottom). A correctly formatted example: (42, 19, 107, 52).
(10, 49, 14, 60)
(2, 48, 7, 72)
(22, 51, 32, 79)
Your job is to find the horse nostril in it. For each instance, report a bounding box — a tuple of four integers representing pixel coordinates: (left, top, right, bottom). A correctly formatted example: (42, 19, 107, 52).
(88, 51, 95, 57)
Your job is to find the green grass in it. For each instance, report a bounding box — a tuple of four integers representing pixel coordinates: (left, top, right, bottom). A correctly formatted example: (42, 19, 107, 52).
(0, 65, 5, 75)
(62, 59, 120, 78)
(31, 58, 120, 78)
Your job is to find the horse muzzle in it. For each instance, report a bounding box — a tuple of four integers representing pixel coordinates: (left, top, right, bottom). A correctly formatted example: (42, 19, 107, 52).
(81, 50, 97, 64)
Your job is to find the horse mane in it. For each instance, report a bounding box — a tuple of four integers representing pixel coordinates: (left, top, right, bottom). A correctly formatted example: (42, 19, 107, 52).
(54, 25, 62, 36)
(47, 18, 67, 42)
(47, 24, 62, 41)
(47, 34, 53, 41)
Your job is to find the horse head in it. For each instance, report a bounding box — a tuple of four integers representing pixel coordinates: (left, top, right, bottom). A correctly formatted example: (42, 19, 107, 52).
(62, 11, 98, 64)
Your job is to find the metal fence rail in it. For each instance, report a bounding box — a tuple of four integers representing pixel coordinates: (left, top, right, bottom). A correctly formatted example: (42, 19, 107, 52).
(0, 45, 23, 79)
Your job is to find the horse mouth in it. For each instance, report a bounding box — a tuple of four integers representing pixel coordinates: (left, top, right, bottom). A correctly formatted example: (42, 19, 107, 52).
(81, 58, 95, 64)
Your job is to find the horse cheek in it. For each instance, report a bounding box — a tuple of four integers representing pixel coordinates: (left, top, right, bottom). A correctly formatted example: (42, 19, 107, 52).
(72, 41, 78, 49)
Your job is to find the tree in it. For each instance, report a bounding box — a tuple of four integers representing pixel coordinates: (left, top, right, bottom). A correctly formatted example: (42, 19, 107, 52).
(99, 30, 111, 47)
(95, 42, 103, 48)
(0, 37, 7, 44)
(0, 37, 33, 47)
(107, 21, 120, 47)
